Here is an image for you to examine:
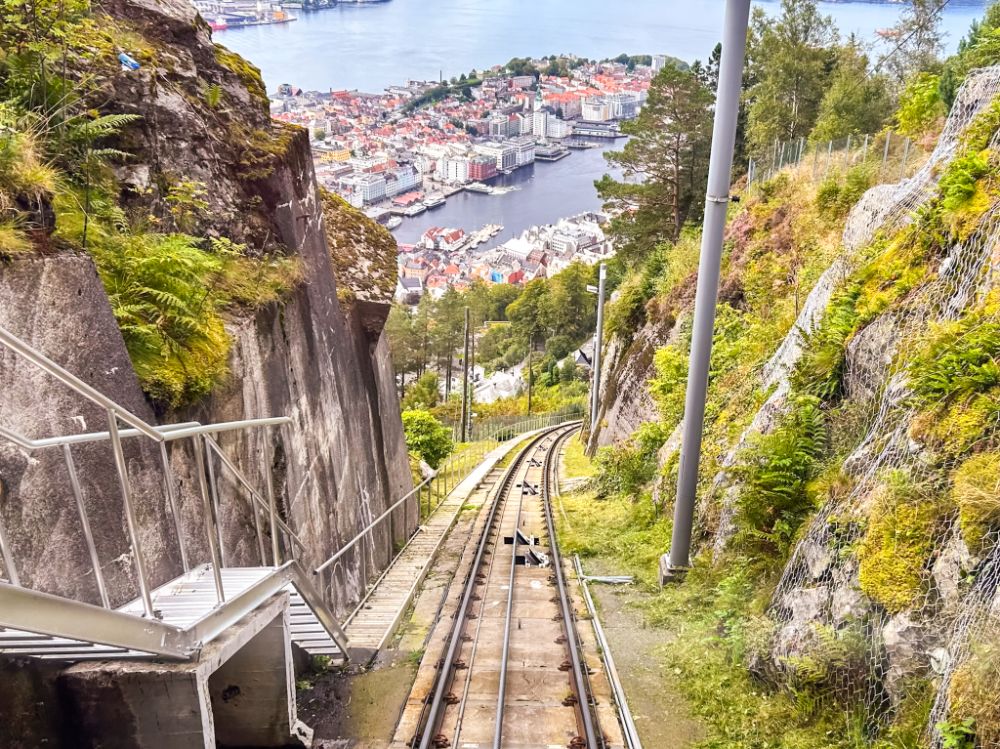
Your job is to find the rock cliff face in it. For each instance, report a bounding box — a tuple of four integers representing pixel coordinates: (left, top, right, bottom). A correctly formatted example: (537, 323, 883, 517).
(0, 0, 412, 615)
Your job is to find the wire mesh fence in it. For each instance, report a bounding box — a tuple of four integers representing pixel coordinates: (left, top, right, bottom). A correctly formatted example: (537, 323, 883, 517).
(747, 130, 917, 190)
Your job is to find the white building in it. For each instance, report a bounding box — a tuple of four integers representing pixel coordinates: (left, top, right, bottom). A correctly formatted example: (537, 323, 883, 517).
(546, 118, 574, 139)
(475, 142, 517, 171)
(582, 97, 610, 122)
(510, 136, 536, 167)
(356, 173, 387, 204)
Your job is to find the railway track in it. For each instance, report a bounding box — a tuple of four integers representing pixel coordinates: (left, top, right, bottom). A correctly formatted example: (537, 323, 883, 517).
(410, 424, 606, 749)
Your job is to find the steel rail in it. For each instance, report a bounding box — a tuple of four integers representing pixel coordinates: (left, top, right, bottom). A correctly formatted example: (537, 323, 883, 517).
(492, 429, 540, 748)
(415, 426, 558, 749)
(541, 426, 601, 748)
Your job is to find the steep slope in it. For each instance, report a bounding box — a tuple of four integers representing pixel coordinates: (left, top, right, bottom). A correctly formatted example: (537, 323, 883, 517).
(591, 67, 1000, 746)
(0, 0, 413, 615)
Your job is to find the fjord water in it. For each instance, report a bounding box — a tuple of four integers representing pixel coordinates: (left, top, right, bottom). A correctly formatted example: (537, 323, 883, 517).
(217, 0, 987, 244)
(219, 0, 987, 93)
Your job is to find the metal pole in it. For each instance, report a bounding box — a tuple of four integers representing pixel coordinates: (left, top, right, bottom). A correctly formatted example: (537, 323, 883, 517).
(158, 443, 189, 572)
(881, 130, 892, 178)
(107, 410, 155, 616)
(844, 133, 852, 168)
(662, 0, 751, 583)
(194, 437, 226, 603)
(262, 436, 280, 566)
(468, 319, 476, 441)
(526, 345, 533, 415)
(861, 133, 870, 163)
(460, 307, 470, 443)
(203, 435, 227, 568)
(899, 137, 911, 180)
(824, 139, 833, 179)
(590, 262, 607, 433)
(64, 445, 110, 608)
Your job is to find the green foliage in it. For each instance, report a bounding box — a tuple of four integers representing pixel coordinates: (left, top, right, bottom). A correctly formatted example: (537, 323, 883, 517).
(951, 452, 1000, 554)
(937, 719, 977, 749)
(165, 179, 210, 233)
(781, 623, 869, 713)
(809, 43, 893, 144)
(597, 63, 713, 261)
(746, 0, 837, 157)
(939, 150, 992, 214)
(948, 637, 1000, 748)
(815, 164, 875, 222)
(895, 72, 946, 138)
(792, 282, 863, 400)
(93, 234, 236, 407)
(857, 471, 946, 614)
(592, 421, 668, 499)
(734, 396, 826, 554)
(650, 344, 688, 426)
(907, 305, 1000, 457)
(401, 371, 441, 411)
(401, 409, 454, 469)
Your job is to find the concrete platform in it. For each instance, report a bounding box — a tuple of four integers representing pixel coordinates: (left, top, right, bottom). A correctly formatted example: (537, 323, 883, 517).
(60, 592, 312, 749)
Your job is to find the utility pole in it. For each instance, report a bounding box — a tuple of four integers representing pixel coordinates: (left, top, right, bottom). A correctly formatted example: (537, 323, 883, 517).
(661, 0, 751, 584)
(460, 307, 470, 443)
(468, 322, 476, 440)
(587, 263, 607, 434)
(526, 343, 533, 416)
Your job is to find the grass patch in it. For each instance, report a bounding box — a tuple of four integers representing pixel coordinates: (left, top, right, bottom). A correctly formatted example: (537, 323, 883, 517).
(562, 434, 595, 479)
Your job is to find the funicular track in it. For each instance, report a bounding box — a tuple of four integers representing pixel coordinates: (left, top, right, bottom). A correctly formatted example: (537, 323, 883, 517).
(412, 423, 604, 749)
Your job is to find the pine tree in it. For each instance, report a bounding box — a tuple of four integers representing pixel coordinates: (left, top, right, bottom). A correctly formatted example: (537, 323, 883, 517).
(596, 63, 713, 262)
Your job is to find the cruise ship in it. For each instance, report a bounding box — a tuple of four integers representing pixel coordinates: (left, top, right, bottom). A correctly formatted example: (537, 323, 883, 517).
(423, 193, 446, 209)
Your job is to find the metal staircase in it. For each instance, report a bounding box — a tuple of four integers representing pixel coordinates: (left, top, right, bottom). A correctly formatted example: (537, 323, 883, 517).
(0, 325, 349, 665)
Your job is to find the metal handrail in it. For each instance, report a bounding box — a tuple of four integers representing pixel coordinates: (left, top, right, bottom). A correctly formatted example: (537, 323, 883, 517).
(314, 410, 585, 578)
(0, 326, 162, 442)
(0, 422, 199, 451)
(204, 435, 306, 554)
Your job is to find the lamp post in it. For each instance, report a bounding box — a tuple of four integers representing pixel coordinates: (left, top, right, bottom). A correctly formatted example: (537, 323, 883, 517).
(661, 0, 752, 584)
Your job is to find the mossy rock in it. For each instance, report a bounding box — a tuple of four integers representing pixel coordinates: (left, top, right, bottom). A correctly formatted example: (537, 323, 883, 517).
(857, 473, 949, 615)
(951, 452, 1000, 554)
(319, 189, 398, 307)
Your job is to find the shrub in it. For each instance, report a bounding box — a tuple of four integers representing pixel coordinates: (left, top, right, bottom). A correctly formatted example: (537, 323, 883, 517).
(895, 72, 945, 138)
(857, 472, 946, 614)
(649, 344, 687, 426)
(939, 150, 991, 215)
(951, 452, 1000, 554)
(93, 233, 233, 408)
(401, 371, 441, 411)
(401, 409, 454, 469)
(733, 395, 826, 553)
(948, 636, 1000, 748)
(593, 421, 668, 498)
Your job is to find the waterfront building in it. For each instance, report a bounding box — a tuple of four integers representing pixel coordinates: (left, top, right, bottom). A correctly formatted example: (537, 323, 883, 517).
(467, 155, 497, 182)
(581, 97, 610, 122)
(510, 136, 536, 167)
(474, 142, 517, 172)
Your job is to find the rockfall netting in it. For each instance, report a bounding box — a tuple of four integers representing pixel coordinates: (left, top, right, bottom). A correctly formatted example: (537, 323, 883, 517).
(710, 68, 1000, 559)
(751, 66, 1000, 745)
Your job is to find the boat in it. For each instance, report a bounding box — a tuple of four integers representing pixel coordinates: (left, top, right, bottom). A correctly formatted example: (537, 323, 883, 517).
(423, 193, 446, 209)
(386, 216, 403, 230)
(403, 204, 427, 217)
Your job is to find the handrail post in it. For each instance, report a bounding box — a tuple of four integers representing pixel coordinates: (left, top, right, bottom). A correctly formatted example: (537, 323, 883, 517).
(64, 445, 110, 608)
(193, 437, 226, 603)
(262, 436, 280, 566)
(202, 435, 227, 568)
(107, 410, 155, 617)
(0, 483, 20, 587)
(158, 443, 190, 572)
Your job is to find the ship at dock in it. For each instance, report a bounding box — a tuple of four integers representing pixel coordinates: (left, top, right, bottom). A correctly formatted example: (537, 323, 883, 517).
(196, 0, 297, 30)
